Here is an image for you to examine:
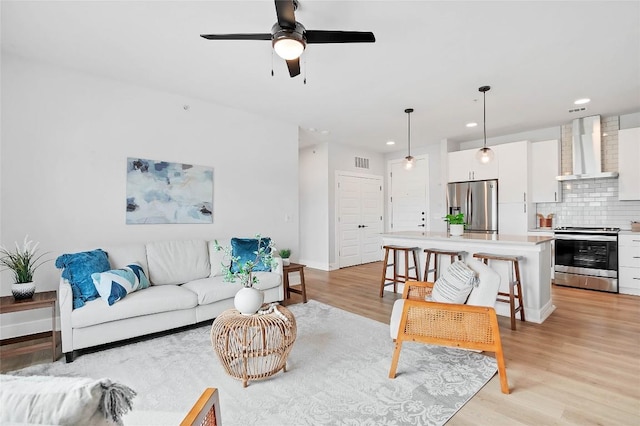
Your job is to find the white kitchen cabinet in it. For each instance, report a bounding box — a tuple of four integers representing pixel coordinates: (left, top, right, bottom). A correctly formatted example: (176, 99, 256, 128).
(530, 139, 560, 203)
(495, 140, 530, 203)
(448, 148, 499, 182)
(618, 128, 640, 201)
(498, 202, 529, 236)
(619, 233, 640, 295)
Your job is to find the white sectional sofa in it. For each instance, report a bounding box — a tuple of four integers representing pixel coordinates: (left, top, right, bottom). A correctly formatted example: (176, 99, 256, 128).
(59, 239, 284, 362)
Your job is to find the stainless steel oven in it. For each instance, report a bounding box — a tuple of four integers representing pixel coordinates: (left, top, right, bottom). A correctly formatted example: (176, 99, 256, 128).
(554, 227, 619, 293)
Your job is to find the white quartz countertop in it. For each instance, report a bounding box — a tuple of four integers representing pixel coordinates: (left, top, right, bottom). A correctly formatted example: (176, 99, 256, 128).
(381, 231, 554, 246)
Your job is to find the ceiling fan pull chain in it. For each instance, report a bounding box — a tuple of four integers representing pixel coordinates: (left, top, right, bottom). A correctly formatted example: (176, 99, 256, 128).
(271, 50, 275, 77)
(303, 55, 307, 85)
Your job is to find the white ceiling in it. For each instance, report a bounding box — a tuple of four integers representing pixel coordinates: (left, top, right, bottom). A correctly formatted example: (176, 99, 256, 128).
(2, 0, 639, 153)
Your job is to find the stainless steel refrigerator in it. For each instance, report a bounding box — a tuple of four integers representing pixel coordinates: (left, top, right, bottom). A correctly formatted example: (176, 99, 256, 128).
(446, 180, 498, 234)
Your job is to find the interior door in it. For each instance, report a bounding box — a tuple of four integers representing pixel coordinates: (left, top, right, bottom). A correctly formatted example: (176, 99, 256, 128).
(390, 157, 429, 231)
(337, 174, 384, 268)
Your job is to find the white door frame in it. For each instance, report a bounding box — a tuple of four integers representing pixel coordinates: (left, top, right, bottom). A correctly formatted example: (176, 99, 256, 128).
(334, 170, 384, 269)
(386, 154, 430, 232)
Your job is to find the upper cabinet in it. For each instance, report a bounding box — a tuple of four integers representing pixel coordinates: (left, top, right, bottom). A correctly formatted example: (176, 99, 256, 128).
(495, 140, 530, 203)
(530, 139, 560, 203)
(618, 128, 640, 201)
(448, 148, 499, 182)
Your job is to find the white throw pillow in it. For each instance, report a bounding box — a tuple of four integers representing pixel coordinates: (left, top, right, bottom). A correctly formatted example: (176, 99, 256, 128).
(431, 260, 478, 304)
(465, 258, 501, 307)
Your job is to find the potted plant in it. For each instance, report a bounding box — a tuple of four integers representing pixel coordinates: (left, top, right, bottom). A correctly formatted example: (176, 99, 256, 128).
(444, 213, 466, 236)
(213, 234, 277, 314)
(279, 248, 291, 266)
(0, 235, 50, 300)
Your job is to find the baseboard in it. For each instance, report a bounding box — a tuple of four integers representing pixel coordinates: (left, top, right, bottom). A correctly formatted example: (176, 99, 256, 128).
(0, 316, 59, 340)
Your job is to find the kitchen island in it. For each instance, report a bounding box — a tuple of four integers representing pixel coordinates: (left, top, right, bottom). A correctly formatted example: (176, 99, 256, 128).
(382, 231, 555, 323)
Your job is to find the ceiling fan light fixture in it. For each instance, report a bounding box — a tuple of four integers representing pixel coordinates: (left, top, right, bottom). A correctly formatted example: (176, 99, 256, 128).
(273, 37, 305, 60)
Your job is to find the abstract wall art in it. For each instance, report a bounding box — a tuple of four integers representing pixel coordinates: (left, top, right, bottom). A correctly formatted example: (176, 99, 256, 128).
(126, 157, 213, 224)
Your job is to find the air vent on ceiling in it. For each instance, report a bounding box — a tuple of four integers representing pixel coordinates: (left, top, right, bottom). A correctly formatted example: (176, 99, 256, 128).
(569, 107, 587, 113)
(355, 157, 370, 169)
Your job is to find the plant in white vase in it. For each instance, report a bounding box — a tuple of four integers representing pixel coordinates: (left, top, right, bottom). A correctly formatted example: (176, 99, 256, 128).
(0, 235, 50, 300)
(279, 248, 291, 266)
(213, 235, 277, 315)
(444, 213, 466, 236)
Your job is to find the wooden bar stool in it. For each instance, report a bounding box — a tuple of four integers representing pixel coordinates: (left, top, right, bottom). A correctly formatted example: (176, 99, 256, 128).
(379, 245, 420, 297)
(423, 249, 467, 281)
(473, 252, 526, 330)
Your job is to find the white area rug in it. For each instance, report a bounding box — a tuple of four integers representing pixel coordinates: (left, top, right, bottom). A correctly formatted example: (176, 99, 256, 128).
(12, 300, 497, 425)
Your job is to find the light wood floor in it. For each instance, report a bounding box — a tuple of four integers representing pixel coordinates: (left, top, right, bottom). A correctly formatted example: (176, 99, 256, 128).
(3, 261, 639, 424)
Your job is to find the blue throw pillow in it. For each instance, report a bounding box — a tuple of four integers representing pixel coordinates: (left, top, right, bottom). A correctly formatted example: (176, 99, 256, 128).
(55, 249, 110, 309)
(230, 238, 272, 273)
(91, 263, 150, 306)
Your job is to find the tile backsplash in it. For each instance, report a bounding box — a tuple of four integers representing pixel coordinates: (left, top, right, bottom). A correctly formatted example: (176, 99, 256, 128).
(536, 178, 640, 229)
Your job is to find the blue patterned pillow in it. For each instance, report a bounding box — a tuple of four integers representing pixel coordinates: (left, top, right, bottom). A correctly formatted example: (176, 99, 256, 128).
(55, 249, 110, 309)
(91, 263, 150, 305)
(230, 238, 272, 273)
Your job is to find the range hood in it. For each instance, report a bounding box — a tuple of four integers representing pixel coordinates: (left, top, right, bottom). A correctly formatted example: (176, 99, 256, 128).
(556, 115, 619, 181)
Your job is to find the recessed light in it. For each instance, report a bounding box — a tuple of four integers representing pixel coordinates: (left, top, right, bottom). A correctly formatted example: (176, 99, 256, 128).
(320, 130, 330, 135)
(386, 140, 395, 145)
(466, 122, 478, 128)
(308, 127, 317, 132)
(574, 98, 590, 105)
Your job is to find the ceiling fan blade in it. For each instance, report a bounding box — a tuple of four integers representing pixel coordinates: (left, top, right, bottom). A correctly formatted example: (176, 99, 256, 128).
(286, 58, 301, 77)
(274, 0, 297, 29)
(305, 30, 376, 44)
(200, 33, 271, 41)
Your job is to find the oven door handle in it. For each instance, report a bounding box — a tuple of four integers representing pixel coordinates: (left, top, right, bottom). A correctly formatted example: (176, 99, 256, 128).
(554, 234, 617, 242)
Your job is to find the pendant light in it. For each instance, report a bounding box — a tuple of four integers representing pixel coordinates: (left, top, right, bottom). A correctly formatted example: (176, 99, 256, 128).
(475, 85, 494, 164)
(404, 108, 414, 170)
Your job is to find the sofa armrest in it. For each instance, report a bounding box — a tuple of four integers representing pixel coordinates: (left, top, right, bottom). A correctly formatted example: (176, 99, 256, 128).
(58, 278, 74, 355)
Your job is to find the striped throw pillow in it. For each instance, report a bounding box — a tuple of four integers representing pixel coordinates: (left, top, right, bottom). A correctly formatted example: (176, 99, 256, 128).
(92, 263, 150, 306)
(431, 260, 478, 304)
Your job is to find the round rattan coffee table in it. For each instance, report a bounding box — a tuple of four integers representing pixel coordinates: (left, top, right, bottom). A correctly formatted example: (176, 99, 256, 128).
(210, 304, 297, 387)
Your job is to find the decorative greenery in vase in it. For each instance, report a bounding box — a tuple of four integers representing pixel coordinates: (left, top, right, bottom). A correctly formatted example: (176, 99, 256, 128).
(213, 235, 277, 288)
(279, 248, 291, 265)
(0, 235, 50, 284)
(444, 213, 466, 226)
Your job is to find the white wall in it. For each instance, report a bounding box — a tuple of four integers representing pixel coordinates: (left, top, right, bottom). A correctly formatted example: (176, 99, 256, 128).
(0, 55, 299, 337)
(299, 143, 330, 269)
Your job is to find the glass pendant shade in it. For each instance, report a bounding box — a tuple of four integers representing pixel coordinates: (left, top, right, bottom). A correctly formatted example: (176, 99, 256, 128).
(404, 155, 414, 170)
(475, 147, 494, 164)
(273, 38, 305, 60)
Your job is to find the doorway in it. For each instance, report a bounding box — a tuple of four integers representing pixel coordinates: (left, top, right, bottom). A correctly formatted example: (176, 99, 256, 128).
(336, 173, 384, 268)
(388, 155, 429, 231)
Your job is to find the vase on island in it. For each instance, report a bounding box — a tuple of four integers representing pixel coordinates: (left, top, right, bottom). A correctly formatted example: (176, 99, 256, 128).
(12, 282, 36, 300)
(234, 287, 264, 315)
(449, 224, 464, 237)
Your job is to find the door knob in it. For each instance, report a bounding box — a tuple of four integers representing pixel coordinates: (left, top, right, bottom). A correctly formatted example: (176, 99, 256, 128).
(418, 224, 425, 227)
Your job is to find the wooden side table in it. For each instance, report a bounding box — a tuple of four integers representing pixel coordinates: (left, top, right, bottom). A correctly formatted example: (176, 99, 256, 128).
(210, 305, 297, 387)
(283, 262, 308, 303)
(0, 290, 58, 362)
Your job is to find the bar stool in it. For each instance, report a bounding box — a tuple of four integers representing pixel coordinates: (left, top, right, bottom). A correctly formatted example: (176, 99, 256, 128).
(423, 248, 467, 281)
(379, 245, 420, 297)
(473, 252, 526, 330)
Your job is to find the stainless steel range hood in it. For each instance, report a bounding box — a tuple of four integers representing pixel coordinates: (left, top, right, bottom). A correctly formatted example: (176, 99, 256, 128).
(556, 115, 619, 181)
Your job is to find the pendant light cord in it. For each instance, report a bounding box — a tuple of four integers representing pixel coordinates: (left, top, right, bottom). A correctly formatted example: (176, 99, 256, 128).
(407, 111, 411, 156)
(483, 89, 487, 149)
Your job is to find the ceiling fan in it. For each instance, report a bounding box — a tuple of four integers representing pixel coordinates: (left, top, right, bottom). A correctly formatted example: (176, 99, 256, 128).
(200, 0, 376, 78)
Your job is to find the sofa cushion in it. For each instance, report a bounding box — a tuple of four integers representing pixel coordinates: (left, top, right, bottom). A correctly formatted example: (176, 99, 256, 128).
(92, 263, 150, 306)
(465, 259, 501, 307)
(182, 277, 243, 305)
(146, 240, 210, 285)
(431, 260, 478, 304)
(55, 249, 110, 309)
(103, 244, 149, 278)
(230, 237, 272, 273)
(71, 285, 198, 328)
(252, 271, 282, 291)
